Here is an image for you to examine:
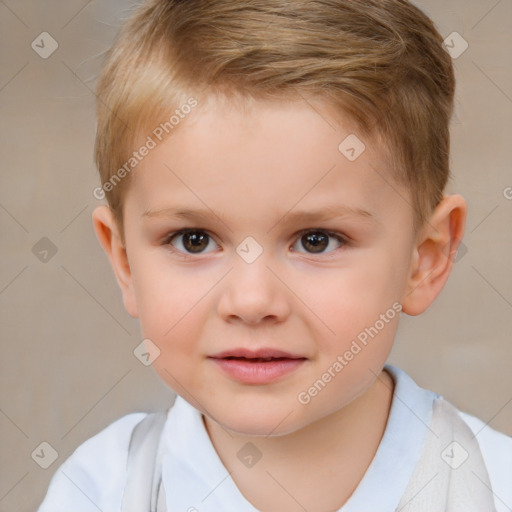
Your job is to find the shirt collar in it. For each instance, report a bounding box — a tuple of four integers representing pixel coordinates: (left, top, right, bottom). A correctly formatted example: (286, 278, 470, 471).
(161, 364, 438, 512)
(340, 364, 438, 512)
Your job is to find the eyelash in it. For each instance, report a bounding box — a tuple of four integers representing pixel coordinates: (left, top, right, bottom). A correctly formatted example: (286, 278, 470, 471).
(162, 228, 350, 259)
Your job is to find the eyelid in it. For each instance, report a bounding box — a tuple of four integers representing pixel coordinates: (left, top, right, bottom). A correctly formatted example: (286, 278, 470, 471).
(162, 227, 214, 244)
(294, 228, 349, 243)
(163, 228, 349, 244)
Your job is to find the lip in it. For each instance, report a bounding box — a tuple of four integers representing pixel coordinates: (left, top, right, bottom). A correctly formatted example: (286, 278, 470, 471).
(208, 347, 307, 384)
(210, 348, 305, 359)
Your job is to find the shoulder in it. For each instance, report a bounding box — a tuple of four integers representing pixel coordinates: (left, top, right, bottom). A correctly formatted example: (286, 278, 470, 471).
(439, 397, 512, 511)
(385, 365, 512, 511)
(457, 409, 512, 512)
(37, 411, 148, 512)
(457, 408, 512, 470)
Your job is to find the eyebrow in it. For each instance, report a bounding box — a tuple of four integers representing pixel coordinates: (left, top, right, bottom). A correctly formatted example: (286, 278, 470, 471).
(141, 205, 377, 227)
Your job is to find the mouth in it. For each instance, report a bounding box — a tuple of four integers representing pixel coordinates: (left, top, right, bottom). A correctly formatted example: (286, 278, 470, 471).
(208, 348, 307, 384)
(222, 356, 297, 362)
(209, 348, 306, 360)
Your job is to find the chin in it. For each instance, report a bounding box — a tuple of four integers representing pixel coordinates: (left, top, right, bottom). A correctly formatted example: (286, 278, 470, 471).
(208, 403, 306, 437)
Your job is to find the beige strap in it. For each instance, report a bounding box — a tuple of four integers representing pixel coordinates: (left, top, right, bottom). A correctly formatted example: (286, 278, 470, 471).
(121, 410, 168, 512)
(397, 397, 497, 511)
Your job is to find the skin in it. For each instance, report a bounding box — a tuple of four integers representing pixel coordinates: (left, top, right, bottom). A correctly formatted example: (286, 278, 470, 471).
(93, 94, 466, 511)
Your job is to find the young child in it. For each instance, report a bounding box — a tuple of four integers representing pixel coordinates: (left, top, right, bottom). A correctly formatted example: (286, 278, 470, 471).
(38, 0, 512, 511)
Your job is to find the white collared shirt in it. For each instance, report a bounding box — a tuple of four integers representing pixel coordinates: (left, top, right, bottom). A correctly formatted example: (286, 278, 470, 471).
(38, 365, 512, 512)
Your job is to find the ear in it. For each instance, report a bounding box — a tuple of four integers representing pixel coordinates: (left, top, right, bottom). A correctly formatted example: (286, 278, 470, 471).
(401, 194, 467, 316)
(92, 206, 139, 318)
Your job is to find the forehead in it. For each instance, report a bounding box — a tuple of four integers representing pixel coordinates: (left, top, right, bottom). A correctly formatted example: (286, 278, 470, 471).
(127, 96, 411, 229)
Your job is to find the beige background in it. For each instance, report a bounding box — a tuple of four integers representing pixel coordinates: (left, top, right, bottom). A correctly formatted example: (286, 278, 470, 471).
(0, 1, 511, 511)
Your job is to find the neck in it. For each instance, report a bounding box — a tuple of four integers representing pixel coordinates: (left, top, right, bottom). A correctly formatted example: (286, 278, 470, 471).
(203, 369, 395, 511)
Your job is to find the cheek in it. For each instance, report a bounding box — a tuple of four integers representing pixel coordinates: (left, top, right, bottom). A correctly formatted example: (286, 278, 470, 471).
(293, 260, 403, 389)
(306, 257, 402, 341)
(130, 257, 208, 348)
(133, 264, 213, 393)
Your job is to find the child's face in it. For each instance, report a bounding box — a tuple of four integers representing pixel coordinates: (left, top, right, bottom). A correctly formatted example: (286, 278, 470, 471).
(108, 96, 420, 435)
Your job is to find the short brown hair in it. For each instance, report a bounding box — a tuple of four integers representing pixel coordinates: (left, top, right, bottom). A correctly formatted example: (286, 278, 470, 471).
(95, 0, 455, 240)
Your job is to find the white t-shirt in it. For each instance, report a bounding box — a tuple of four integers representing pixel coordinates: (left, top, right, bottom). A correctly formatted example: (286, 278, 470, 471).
(37, 365, 512, 512)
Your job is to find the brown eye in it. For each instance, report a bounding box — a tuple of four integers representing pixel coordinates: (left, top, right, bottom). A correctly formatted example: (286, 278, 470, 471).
(167, 230, 217, 254)
(302, 231, 328, 253)
(292, 230, 346, 255)
(182, 231, 209, 252)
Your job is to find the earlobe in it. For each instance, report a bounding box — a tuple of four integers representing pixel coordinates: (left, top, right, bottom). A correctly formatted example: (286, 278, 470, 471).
(401, 195, 467, 316)
(92, 206, 139, 318)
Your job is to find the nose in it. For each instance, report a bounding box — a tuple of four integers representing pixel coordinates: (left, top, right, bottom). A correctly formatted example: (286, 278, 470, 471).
(216, 255, 291, 325)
